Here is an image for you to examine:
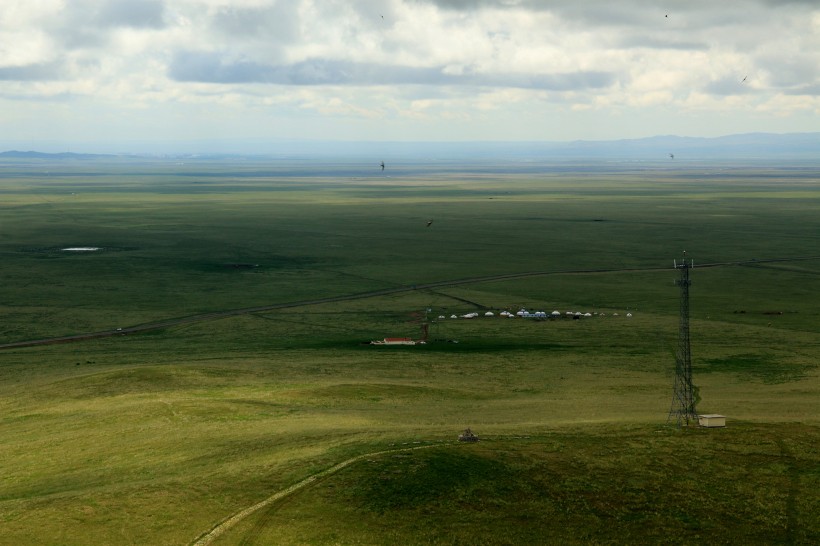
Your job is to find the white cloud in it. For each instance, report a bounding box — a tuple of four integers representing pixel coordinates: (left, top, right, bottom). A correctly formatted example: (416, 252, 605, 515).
(0, 0, 818, 149)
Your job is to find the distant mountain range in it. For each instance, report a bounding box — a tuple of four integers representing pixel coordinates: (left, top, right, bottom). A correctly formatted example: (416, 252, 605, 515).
(557, 132, 820, 159)
(0, 150, 111, 160)
(1, 132, 818, 161)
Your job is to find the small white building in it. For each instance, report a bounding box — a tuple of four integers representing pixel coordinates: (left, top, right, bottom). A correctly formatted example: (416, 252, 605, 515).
(698, 414, 726, 428)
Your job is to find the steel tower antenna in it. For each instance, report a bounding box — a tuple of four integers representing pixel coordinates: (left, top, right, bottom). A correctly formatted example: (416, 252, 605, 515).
(668, 253, 699, 426)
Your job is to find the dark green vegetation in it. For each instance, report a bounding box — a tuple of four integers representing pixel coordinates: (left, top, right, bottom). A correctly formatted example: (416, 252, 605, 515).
(1, 157, 818, 544)
(235, 425, 820, 545)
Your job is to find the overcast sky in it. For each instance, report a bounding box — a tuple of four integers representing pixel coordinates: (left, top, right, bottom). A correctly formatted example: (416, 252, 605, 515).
(1, 0, 818, 152)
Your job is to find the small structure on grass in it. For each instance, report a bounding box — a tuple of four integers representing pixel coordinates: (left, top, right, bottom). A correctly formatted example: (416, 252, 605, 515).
(698, 414, 726, 428)
(371, 337, 416, 346)
(458, 428, 479, 442)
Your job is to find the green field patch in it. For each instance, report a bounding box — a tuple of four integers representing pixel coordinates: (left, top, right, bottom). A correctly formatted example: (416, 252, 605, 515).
(230, 424, 820, 544)
(31, 365, 247, 400)
(285, 383, 491, 404)
(3, 160, 820, 544)
(699, 353, 811, 384)
(346, 448, 514, 514)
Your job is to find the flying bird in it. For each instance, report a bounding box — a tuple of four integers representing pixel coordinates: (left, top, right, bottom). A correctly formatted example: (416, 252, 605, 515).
(380, 161, 385, 171)
(669, 153, 675, 159)
(426, 219, 433, 228)
(741, 75, 748, 83)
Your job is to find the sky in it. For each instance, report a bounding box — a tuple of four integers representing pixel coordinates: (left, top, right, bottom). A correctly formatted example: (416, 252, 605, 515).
(1, 0, 818, 153)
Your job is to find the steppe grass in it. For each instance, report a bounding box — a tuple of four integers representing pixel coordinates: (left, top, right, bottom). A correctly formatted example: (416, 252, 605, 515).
(1, 158, 819, 544)
(3, 159, 820, 341)
(227, 424, 820, 545)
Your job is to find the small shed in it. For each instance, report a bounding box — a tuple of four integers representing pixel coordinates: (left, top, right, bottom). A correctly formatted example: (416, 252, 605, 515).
(458, 428, 479, 442)
(698, 414, 726, 428)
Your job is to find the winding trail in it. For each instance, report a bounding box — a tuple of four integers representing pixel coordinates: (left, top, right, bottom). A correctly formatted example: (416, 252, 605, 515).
(189, 443, 444, 546)
(2, 255, 819, 351)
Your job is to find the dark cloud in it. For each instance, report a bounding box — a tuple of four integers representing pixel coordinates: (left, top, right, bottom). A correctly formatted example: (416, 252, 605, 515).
(413, 0, 788, 30)
(414, 0, 550, 9)
(45, 0, 166, 50)
(168, 51, 614, 91)
(211, 5, 298, 40)
(703, 76, 755, 96)
(98, 0, 165, 29)
(0, 62, 64, 81)
(762, 58, 818, 89)
(618, 36, 709, 51)
(784, 84, 820, 96)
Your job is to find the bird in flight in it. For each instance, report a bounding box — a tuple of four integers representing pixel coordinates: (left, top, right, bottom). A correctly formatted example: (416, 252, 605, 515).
(380, 161, 385, 171)
(426, 219, 433, 228)
(741, 75, 748, 83)
(669, 153, 675, 159)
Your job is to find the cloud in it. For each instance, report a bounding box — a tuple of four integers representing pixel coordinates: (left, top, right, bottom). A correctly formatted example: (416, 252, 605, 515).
(97, 0, 166, 29)
(36, 0, 167, 51)
(785, 84, 820, 96)
(1, 0, 818, 145)
(169, 51, 614, 91)
(210, 4, 298, 41)
(617, 36, 709, 51)
(0, 61, 64, 81)
(703, 76, 756, 97)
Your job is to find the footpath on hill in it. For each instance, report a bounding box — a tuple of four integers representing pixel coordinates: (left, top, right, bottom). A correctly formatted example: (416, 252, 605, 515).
(189, 443, 445, 546)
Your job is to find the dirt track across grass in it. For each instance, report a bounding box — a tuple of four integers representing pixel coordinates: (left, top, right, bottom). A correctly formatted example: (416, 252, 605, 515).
(189, 443, 446, 546)
(2, 255, 818, 351)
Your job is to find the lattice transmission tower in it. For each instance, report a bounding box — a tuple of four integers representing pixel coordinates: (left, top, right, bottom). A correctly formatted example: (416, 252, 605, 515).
(668, 254, 699, 426)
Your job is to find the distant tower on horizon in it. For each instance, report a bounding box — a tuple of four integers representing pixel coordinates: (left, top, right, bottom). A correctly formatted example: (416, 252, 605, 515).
(668, 253, 699, 426)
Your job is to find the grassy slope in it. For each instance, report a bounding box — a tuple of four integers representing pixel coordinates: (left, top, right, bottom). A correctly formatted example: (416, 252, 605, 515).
(0, 159, 818, 544)
(229, 424, 820, 545)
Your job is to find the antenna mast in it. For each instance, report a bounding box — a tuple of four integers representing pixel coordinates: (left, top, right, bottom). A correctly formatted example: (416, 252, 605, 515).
(668, 252, 699, 426)
(420, 307, 431, 343)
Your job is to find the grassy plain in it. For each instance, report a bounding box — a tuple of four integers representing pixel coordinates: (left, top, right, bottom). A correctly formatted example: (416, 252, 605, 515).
(0, 157, 819, 544)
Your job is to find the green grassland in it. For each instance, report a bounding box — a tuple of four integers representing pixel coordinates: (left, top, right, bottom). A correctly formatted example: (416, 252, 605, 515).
(1, 157, 819, 544)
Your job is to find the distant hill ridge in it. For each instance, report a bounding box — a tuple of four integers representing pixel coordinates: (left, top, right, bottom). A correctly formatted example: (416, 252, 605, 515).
(2, 132, 818, 160)
(0, 150, 110, 159)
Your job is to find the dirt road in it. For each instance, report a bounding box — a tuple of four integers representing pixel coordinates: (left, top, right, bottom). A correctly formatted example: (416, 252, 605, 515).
(2, 256, 817, 351)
